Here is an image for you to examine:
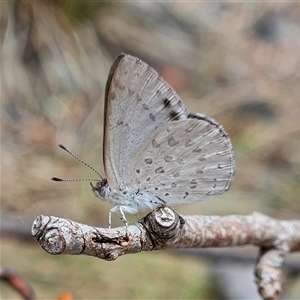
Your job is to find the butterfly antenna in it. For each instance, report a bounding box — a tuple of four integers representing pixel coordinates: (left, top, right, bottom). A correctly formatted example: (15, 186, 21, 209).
(52, 177, 99, 182)
(57, 144, 103, 180)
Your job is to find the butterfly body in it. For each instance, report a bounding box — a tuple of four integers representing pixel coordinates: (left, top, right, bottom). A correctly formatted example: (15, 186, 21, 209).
(91, 178, 165, 226)
(91, 180, 164, 215)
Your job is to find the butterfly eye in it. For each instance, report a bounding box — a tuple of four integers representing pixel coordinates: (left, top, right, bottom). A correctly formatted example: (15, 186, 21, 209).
(91, 179, 108, 198)
(99, 184, 107, 197)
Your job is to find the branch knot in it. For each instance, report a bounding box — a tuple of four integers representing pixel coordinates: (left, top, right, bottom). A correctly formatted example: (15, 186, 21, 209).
(143, 206, 185, 250)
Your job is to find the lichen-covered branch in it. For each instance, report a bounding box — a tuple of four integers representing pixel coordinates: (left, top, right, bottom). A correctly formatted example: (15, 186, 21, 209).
(31, 206, 300, 300)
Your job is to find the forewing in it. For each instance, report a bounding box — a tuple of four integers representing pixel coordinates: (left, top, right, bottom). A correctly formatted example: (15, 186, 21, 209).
(104, 54, 188, 190)
(125, 113, 235, 205)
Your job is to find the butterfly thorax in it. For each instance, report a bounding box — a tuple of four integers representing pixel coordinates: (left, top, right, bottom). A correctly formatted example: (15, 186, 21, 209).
(91, 179, 164, 214)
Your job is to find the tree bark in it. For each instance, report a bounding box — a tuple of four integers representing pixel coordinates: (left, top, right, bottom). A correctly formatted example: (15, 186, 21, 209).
(31, 206, 300, 300)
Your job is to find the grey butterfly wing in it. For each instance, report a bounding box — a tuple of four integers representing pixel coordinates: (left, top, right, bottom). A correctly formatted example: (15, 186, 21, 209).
(125, 113, 235, 204)
(104, 54, 188, 190)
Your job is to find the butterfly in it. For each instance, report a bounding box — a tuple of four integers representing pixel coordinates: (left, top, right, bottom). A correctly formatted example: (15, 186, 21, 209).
(53, 54, 235, 228)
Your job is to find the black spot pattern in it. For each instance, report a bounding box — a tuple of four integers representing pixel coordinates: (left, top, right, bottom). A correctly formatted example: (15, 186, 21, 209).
(163, 98, 171, 107)
(169, 111, 181, 121)
(190, 179, 197, 189)
(145, 158, 153, 164)
(155, 167, 165, 173)
(164, 155, 172, 162)
(183, 192, 189, 199)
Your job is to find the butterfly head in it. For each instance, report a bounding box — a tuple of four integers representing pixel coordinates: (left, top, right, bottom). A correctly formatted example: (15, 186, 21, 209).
(90, 179, 109, 199)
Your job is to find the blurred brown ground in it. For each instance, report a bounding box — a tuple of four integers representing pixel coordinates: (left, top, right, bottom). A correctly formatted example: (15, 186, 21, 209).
(1, 1, 300, 299)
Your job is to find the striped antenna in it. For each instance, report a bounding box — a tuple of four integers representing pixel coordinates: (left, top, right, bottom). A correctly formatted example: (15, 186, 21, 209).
(54, 144, 103, 180)
(52, 177, 99, 182)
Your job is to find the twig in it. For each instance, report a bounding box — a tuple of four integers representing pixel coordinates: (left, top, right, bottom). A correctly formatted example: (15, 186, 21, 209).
(31, 206, 300, 300)
(0, 268, 36, 300)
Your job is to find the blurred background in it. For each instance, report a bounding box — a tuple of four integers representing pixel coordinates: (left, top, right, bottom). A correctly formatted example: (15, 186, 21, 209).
(1, 1, 300, 299)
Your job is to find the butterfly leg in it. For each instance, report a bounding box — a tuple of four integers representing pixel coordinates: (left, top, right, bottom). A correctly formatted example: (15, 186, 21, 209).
(119, 206, 129, 227)
(108, 210, 113, 229)
(109, 206, 129, 228)
(134, 213, 140, 221)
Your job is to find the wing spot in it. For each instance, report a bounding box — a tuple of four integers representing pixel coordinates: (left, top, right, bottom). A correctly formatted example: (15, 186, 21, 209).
(155, 167, 165, 174)
(165, 193, 170, 196)
(164, 155, 172, 162)
(117, 120, 123, 126)
(196, 168, 204, 174)
(168, 136, 179, 147)
(193, 147, 202, 153)
(146, 178, 151, 181)
(155, 187, 159, 191)
(164, 98, 171, 107)
(136, 169, 140, 174)
(145, 158, 153, 164)
(149, 113, 156, 121)
(183, 192, 189, 199)
(171, 183, 177, 188)
(143, 103, 149, 110)
(185, 139, 193, 147)
(152, 139, 160, 148)
(173, 172, 180, 178)
(169, 111, 180, 121)
(177, 159, 184, 165)
(190, 179, 197, 189)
